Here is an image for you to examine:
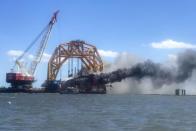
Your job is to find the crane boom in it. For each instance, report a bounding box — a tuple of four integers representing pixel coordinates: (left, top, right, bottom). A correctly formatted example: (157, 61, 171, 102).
(6, 10, 59, 89)
(29, 10, 59, 76)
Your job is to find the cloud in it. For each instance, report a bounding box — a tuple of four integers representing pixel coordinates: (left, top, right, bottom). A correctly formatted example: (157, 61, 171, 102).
(7, 50, 24, 57)
(98, 49, 118, 58)
(42, 53, 51, 62)
(151, 39, 196, 49)
(7, 50, 51, 62)
(28, 54, 34, 60)
(28, 53, 51, 62)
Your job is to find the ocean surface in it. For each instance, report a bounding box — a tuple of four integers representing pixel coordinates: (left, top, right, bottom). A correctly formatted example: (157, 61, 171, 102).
(0, 94, 196, 131)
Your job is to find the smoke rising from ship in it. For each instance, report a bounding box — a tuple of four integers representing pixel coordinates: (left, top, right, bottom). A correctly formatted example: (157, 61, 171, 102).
(104, 50, 196, 94)
(60, 49, 196, 94)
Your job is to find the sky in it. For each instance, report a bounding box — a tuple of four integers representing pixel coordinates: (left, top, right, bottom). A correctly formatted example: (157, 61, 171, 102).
(1, 0, 196, 87)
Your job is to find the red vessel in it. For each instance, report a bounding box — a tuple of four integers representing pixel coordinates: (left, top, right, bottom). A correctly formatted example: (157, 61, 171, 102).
(6, 73, 34, 88)
(6, 10, 59, 89)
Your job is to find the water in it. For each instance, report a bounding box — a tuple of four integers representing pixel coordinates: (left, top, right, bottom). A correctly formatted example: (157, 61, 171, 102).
(0, 94, 196, 131)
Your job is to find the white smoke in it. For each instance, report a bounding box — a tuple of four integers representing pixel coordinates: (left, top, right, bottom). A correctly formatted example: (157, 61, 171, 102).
(104, 52, 142, 72)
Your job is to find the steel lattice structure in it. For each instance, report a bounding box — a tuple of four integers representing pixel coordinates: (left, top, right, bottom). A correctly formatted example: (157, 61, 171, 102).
(47, 40, 104, 80)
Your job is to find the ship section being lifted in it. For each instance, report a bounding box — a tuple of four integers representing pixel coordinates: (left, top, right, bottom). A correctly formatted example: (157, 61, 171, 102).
(43, 40, 106, 93)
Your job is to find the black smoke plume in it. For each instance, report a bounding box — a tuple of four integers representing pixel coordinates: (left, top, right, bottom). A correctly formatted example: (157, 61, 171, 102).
(106, 50, 196, 86)
(99, 60, 175, 87)
(60, 50, 196, 93)
(176, 50, 196, 82)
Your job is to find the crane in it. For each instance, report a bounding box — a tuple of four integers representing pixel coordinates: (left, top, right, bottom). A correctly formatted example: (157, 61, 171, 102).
(6, 10, 59, 89)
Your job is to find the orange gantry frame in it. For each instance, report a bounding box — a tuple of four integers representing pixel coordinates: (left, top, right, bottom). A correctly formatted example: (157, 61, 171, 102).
(47, 40, 104, 80)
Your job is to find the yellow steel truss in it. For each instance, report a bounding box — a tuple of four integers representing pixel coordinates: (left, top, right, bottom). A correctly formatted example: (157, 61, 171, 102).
(47, 40, 104, 80)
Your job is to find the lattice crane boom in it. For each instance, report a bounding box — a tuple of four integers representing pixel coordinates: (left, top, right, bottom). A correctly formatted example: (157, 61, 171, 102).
(6, 10, 59, 89)
(29, 10, 59, 76)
